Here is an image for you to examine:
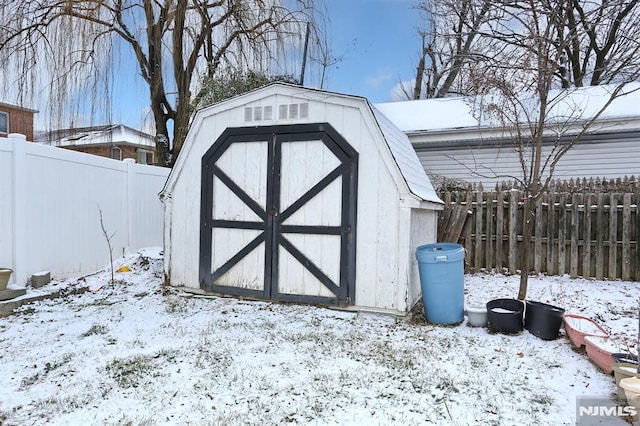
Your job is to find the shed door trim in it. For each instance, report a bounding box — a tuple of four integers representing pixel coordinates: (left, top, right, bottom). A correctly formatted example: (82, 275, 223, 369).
(200, 123, 358, 306)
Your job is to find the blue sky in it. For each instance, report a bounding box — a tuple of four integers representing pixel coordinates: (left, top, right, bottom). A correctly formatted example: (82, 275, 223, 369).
(321, 0, 422, 102)
(105, 0, 424, 131)
(21, 0, 422, 131)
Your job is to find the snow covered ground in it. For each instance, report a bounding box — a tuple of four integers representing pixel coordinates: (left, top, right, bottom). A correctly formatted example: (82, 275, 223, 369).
(0, 248, 637, 425)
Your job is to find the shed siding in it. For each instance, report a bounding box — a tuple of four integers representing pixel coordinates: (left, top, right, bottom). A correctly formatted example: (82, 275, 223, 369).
(355, 151, 401, 310)
(408, 208, 438, 306)
(347, 111, 407, 311)
(170, 172, 198, 287)
(395, 206, 412, 312)
(167, 111, 221, 287)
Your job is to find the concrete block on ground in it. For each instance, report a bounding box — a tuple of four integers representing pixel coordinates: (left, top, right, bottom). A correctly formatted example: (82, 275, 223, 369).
(31, 271, 51, 288)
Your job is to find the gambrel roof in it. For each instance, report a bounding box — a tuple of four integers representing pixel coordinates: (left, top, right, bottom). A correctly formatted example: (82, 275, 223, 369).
(163, 83, 442, 206)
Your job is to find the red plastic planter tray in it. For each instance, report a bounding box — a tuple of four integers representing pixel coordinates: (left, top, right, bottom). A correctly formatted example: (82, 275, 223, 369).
(563, 313, 609, 347)
(585, 335, 618, 374)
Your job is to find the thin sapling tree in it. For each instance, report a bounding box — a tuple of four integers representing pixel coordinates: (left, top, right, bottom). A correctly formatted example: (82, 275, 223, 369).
(98, 206, 116, 284)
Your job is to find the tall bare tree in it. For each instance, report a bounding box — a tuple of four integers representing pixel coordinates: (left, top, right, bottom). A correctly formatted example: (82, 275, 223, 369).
(0, 0, 316, 165)
(467, 0, 640, 298)
(403, 0, 498, 100)
(558, 0, 640, 87)
(409, 0, 640, 99)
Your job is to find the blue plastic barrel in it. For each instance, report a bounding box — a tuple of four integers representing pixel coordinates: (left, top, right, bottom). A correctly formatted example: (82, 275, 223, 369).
(415, 243, 465, 324)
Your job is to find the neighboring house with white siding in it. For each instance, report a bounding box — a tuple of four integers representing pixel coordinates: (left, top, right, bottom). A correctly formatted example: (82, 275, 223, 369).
(375, 83, 640, 187)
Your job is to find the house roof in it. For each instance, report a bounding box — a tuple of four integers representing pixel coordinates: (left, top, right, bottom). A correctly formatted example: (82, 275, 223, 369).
(35, 124, 155, 148)
(0, 101, 38, 113)
(375, 82, 640, 134)
(374, 97, 478, 133)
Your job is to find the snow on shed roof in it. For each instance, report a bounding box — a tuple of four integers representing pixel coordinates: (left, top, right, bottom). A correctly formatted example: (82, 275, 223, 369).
(371, 105, 441, 204)
(375, 82, 640, 134)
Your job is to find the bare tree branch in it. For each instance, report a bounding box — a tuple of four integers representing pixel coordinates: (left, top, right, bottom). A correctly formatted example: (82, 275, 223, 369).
(0, 0, 318, 165)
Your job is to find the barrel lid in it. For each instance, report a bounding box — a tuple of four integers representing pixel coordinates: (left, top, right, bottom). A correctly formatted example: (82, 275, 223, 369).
(415, 243, 465, 262)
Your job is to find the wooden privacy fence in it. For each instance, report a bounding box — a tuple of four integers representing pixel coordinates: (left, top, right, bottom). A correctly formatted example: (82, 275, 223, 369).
(438, 178, 640, 281)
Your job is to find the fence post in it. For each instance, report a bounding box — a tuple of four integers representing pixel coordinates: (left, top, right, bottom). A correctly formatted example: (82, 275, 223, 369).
(508, 190, 518, 274)
(534, 196, 544, 273)
(464, 189, 473, 269)
(583, 194, 592, 279)
(124, 158, 136, 253)
(622, 193, 631, 281)
(595, 194, 605, 280)
(608, 193, 618, 279)
(496, 191, 504, 272)
(636, 193, 640, 281)
(558, 194, 567, 275)
(547, 193, 556, 275)
(474, 185, 484, 271)
(570, 193, 579, 278)
(485, 191, 494, 271)
(10, 134, 28, 286)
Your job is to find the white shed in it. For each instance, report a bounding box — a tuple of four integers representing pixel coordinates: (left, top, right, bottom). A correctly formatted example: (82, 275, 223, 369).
(160, 84, 443, 315)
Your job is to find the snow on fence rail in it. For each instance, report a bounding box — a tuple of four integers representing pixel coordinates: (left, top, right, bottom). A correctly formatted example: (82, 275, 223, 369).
(0, 133, 169, 286)
(439, 179, 640, 281)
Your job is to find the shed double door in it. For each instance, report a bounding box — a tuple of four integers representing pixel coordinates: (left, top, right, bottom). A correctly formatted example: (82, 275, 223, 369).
(200, 124, 358, 305)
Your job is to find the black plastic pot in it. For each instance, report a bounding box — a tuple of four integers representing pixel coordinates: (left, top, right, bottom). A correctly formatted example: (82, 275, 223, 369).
(524, 300, 565, 340)
(486, 299, 525, 334)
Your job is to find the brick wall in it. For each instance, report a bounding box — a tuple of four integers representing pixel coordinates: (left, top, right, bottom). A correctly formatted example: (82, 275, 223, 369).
(0, 104, 35, 141)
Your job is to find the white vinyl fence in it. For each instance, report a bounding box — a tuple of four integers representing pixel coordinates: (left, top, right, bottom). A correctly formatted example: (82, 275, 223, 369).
(0, 134, 170, 286)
